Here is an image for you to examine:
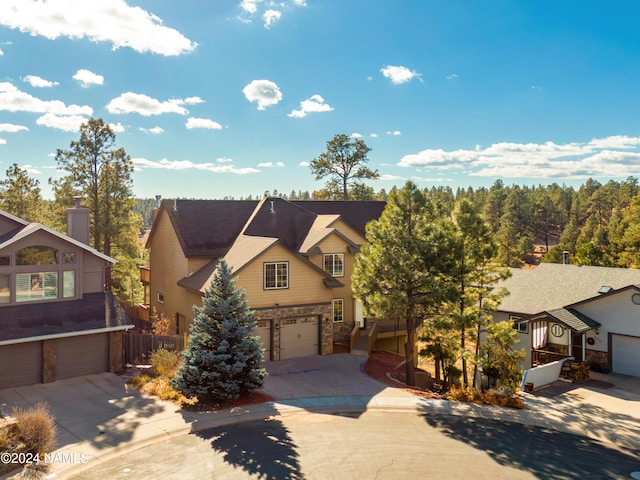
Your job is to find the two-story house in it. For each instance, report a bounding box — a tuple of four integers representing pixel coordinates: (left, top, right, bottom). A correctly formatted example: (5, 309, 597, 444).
(144, 197, 386, 360)
(0, 199, 132, 389)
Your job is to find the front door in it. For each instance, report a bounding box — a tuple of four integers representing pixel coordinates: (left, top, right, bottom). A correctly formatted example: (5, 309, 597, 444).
(571, 332, 583, 361)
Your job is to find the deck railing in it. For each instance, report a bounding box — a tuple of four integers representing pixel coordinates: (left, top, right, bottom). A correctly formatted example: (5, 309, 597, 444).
(532, 349, 570, 366)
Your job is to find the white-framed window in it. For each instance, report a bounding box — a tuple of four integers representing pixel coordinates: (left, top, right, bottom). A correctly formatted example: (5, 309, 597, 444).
(264, 262, 288, 289)
(16, 272, 58, 303)
(157, 292, 165, 304)
(332, 298, 344, 323)
(323, 253, 344, 277)
(510, 314, 529, 334)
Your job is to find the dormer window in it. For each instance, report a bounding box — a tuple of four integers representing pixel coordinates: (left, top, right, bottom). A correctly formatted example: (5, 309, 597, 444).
(16, 246, 58, 265)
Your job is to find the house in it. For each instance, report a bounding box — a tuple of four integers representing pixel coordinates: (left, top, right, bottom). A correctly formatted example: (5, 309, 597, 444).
(494, 262, 640, 377)
(143, 197, 386, 360)
(0, 198, 132, 389)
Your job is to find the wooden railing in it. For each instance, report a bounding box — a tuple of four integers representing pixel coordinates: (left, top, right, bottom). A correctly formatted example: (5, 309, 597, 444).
(532, 349, 571, 366)
(139, 266, 150, 284)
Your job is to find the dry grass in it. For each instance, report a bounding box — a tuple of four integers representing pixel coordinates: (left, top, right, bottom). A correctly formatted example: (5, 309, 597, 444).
(12, 403, 56, 455)
(446, 386, 526, 409)
(149, 348, 181, 378)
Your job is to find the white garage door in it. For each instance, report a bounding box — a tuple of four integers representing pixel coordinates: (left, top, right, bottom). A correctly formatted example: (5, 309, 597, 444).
(255, 320, 272, 361)
(0, 342, 42, 389)
(57, 334, 109, 380)
(612, 334, 640, 377)
(280, 316, 319, 360)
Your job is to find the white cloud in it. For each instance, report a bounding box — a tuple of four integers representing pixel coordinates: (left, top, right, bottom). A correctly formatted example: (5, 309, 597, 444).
(292, 0, 307, 5)
(386, 130, 401, 136)
(217, 157, 233, 163)
(299, 161, 309, 167)
(446, 73, 459, 80)
(370, 133, 379, 138)
(288, 94, 333, 118)
(379, 174, 404, 181)
(0, 0, 197, 56)
(0, 138, 6, 145)
(21, 164, 42, 175)
(23, 75, 58, 88)
(106, 92, 189, 116)
(242, 80, 282, 110)
(263, 9, 281, 28)
(351, 133, 362, 138)
(0, 123, 28, 132)
(397, 136, 640, 180)
(73, 69, 104, 87)
(109, 122, 125, 133)
(240, 0, 262, 14)
(139, 126, 164, 135)
(380, 65, 422, 85)
(186, 117, 222, 130)
(184, 96, 205, 105)
(257, 161, 285, 167)
(36, 113, 88, 132)
(0, 48, 3, 56)
(132, 157, 260, 174)
(0, 82, 92, 115)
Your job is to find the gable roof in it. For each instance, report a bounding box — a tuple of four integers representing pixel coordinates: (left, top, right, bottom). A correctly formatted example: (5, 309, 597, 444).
(293, 200, 385, 235)
(498, 263, 640, 315)
(0, 221, 115, 264)
(148, 199, 258, 257)
(531, 308, 601, 333)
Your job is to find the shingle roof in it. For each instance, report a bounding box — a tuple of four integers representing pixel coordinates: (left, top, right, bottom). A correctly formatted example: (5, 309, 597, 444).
(537, 308, 601, 333)
(498, 263, 640, 314)
(157, 199, 258, 257)
(293, 200, 386, 235)
(0, 292, 132, 344)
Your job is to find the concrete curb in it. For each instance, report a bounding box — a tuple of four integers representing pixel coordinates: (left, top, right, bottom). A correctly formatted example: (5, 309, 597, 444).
(29, 392, 640, 479)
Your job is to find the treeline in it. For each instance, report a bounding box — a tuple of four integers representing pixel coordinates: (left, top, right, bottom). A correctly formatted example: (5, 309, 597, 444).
(133, 177, 640, 268)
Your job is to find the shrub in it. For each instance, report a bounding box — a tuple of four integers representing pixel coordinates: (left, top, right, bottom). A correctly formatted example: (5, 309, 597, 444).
(12, 403, 56, 455)
(446, 386, 526, 410)
(150, 348, 181, 378)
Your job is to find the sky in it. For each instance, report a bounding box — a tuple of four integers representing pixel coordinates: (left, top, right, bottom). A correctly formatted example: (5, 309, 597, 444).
(1, 1, 640, 200)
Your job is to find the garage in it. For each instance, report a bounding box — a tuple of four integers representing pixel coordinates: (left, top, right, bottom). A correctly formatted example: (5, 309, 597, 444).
(0, 342, 42, 389)
(255, 319, 272, 361)
(612, 334, 640, 377)
(56, 334, 109, 380)
(280, 315, 319, 360)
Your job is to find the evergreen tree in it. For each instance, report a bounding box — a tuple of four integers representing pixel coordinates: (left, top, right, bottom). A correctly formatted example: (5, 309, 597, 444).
(479, 321, 525, 391)
(0, 163, 45, 222)
(172, 260, 267, 403)
(353, 181, 457, 386)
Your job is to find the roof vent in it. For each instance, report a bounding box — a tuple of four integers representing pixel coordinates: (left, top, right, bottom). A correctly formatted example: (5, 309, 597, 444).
(598, 285, 613, 294)
(562, 251, 570, 265)
(270, 200, 275, 214)
(155, 195, 162, 208)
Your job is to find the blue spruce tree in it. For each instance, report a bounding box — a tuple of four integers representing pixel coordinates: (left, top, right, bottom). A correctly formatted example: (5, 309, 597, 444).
(171, 259, 267, 402)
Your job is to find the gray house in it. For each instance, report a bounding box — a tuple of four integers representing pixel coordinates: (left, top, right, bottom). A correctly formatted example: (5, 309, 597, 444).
(494, 263, 640, 377)
(0, 200, 132, 389)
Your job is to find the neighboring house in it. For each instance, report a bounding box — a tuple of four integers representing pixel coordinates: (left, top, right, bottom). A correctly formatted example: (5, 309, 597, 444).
(143, 197, 386, 361)
(494, 262, 640, 377)
(0, 199, 132, 389)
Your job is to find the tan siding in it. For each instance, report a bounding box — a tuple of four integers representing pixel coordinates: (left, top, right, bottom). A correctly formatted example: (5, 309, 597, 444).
(235, 244, 332, 308)
(149, 209, 202, 330)
(188, 258, 210, 276)
(328, 219, 366, 245)
(315, 233, 356, 323)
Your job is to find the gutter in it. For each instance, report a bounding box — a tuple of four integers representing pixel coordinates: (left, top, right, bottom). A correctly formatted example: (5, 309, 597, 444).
(0, 324, 134, 347)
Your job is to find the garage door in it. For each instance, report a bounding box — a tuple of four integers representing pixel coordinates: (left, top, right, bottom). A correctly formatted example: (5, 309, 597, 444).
(280, 316, 319, 360)
(612, 334, 640, 377)
(0, 342, 42, 389)
(255, 320, 272, 361)
(57, 334, 109, 380)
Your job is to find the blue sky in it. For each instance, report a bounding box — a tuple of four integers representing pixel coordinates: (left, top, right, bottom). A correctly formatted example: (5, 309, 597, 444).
(1, 1, 640, 199)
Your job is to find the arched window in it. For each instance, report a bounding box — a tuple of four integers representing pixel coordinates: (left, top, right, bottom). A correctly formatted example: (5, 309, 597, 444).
(16, 246, 58, 265)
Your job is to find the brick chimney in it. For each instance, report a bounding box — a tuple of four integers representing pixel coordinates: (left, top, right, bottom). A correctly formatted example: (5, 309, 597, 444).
(66, 196, 90, 245)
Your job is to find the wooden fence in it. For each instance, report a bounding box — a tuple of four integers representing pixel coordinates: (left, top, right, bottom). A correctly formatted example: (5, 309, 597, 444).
(124, 332, 184, 365)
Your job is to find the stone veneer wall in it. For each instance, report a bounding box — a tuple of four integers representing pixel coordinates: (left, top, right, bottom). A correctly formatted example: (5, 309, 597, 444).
(333, 321, 355, 344)
(585, 349, 609, 372)
(254, 303, 333, 360)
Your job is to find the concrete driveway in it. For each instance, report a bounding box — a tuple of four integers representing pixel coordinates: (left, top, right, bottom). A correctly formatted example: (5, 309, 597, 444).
(0, 354, 639, 479)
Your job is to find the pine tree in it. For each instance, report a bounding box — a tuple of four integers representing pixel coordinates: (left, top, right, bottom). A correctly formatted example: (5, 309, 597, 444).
(171, 260, 267, 402)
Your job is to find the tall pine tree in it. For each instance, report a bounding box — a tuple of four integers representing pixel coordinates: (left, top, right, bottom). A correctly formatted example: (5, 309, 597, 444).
(172, 260, 267, 403)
